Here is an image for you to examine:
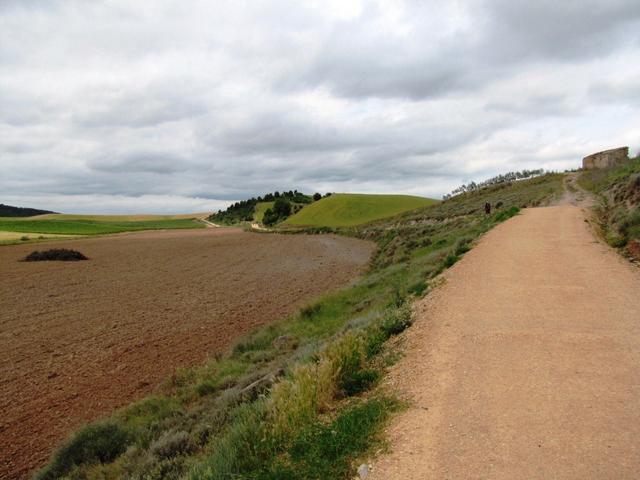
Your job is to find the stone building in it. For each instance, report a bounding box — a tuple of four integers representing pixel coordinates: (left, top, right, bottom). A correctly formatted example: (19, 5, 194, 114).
(582, 147, 629, 170)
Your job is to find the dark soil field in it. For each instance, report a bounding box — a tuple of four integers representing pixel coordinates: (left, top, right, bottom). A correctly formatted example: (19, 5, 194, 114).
(0, 228, 374, 479)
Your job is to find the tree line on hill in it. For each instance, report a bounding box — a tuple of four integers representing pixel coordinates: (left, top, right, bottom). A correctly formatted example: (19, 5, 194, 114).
(443, 169, 544, 200)
(209, 191, 329, 225)
(0, 203, 55, 217)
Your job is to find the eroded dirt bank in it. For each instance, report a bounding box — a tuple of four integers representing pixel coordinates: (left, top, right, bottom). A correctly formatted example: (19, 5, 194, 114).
(0, 228, 374, 479)
(371, 205, 640, 479)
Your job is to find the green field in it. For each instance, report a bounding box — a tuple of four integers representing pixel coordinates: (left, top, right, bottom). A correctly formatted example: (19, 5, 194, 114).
(284, 193, 438, 227)
(3, 213, 208, 221)
(253, 202, 275, 223)
(0, 218, 204, 236)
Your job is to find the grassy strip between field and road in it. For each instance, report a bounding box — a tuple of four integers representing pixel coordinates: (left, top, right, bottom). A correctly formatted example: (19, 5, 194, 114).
(35, 173, 564, 480)
(0, 218, 204, 236)
(578, 156, 640, 252)
(284, 193, 439, 228)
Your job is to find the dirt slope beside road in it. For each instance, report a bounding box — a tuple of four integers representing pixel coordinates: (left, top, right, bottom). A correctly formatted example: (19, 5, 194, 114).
(0, 228, 374, 480)
(371, 205, 640, 479)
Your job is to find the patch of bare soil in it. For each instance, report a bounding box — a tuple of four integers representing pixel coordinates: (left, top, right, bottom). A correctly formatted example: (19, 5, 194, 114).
(0, 228, 374, 479)
(370, 205, 640, 479)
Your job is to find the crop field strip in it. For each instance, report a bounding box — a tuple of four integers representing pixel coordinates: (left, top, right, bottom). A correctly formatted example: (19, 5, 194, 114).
(0, 218, 204, 235)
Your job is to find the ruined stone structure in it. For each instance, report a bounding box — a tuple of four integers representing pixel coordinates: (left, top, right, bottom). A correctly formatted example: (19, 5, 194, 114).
(582, 146, 629, 170)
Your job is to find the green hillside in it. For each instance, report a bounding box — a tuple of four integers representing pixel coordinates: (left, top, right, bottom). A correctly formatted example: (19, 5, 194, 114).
(254, 202, 275, 223)
(284, 193, 438, 227)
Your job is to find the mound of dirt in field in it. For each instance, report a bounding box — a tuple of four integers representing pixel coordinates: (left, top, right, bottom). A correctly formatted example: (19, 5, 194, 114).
(23, 249, 88, 262)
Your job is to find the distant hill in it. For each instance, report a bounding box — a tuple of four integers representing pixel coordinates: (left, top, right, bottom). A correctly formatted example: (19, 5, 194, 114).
(0, 203, 55, 217)
(209, 190, 313, 225)
(284, 193, 439, 227)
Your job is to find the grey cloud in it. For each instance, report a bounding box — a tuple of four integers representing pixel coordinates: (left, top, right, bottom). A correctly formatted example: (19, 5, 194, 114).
(88, 152, 190, 174)
(482, 0, 640, 62)
(588, 79, 640, 104)
(485, 94, 575, 117)
(73, 83, 208, 129)
(287, 0, 640, 101)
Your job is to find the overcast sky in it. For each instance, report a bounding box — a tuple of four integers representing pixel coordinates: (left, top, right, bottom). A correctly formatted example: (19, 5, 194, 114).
(1, 0, 640, 214)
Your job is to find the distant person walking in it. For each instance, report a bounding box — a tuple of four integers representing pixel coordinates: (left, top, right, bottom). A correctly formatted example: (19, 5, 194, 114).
(484, 202, 491, 215)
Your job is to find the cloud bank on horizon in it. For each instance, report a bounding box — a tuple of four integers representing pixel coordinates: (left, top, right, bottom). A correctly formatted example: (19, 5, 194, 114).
(1, 0, 639, 214)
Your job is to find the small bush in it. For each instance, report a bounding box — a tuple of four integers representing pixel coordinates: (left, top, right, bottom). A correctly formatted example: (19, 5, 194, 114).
(494, 206, 520, 222)
(20, 235, 29, 241)
(443, 254, 459, 268)
(195, 379, 218, 397)
(454, 237, 472, 256)
(606, 233, 628, 248)
(340, 368, 380, 396)
(300, 303, 321, 320)
(379, 303, 413, 337)
(23, 248, 88, 262)
(35, 422, 131, 479)
(407, 280, 428, 297)
(150, 430, 195, 459)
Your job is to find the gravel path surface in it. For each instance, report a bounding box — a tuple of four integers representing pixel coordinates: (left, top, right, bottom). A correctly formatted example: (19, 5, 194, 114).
(370, 204, 640, 479)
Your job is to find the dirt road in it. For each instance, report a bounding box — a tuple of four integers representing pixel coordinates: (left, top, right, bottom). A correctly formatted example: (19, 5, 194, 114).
(0, 228, 373, 479)
(371, 204, 640, 479)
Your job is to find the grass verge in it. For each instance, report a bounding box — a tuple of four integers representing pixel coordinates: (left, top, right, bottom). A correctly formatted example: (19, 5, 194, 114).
(578, 156, 640, 253)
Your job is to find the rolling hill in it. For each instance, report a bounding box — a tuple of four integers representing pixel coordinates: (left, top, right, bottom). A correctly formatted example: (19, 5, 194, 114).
(284, 193, 439, 227)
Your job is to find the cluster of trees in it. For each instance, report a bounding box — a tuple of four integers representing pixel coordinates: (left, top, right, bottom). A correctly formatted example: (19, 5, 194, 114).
(262, 198, 293, 226)
(443, 169, 544, 200)
(261, 190, 312, 204)
(0, 203, 55, 217)
(209, 190, 320, 225)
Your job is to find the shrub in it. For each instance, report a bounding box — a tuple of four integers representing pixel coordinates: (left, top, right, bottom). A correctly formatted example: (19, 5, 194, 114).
(606, 233, 628, 248)
(340, 368, 380, 396)
(313, 193, 322, 201)
(23, 248, 88, 262)
(273, 198, 292, 217)
(407, 280, 428, 297)
(35, 422, 131, 479)
(300, 303, 321, 320)
(454, 237, 472, 256)
(443, 254, 459, 268)
(150, 430, 195, 459)
(494, 206, 520, 222)
(379, 303, 413, 337)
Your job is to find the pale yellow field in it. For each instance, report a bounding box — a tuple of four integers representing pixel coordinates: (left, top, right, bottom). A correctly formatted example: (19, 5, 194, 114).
(0, 231, 75, 241)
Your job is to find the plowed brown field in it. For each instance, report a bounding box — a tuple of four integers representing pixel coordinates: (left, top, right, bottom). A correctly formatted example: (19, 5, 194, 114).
(0, 228, 374, 479)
